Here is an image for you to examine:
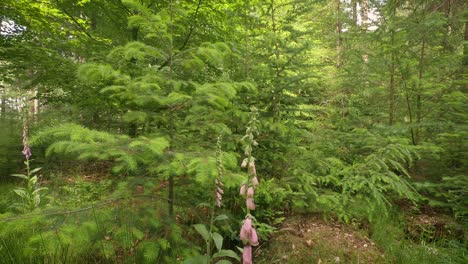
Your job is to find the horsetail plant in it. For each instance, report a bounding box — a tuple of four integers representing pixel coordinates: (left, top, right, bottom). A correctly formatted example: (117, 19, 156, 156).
(239, 106, 260, 264)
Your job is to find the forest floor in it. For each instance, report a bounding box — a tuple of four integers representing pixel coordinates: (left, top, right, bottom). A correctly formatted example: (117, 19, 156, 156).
(256, 214, 384, 264)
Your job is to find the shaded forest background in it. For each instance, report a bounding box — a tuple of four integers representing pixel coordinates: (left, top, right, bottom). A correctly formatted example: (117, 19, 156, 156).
(0, 0, 466, 263)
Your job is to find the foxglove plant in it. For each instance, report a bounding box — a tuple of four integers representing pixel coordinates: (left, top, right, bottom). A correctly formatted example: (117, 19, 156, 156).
(189, 134, 240, 264)
(239, 106, 260, 264)
(11, 118, 47, 212)
(215, 135, 225, 207)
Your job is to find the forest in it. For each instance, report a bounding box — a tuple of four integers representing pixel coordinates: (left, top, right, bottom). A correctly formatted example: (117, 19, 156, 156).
(0, 0, 466, 263)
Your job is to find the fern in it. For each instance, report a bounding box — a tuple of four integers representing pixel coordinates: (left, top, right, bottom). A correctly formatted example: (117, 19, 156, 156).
(31, 123, 169, 174)
(340, 143, 420, 220)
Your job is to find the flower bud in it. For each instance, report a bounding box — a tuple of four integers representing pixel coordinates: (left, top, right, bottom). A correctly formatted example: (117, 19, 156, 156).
(240, 184, 246, 195)
(251, 176, 259, 186)
(246, 197, 256, 210)
(241, 158, 248, 168)
(247, 186, 254, 197)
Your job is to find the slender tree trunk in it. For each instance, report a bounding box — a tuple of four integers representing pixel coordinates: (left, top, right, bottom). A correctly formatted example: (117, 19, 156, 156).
(33, 89, 39, 124)
(463, 20, 468, 69)
(168, 0, 175, 218)
(389, 51, 396, 125)
(352, 0, 358, 26)
(271, 0, 281, 120)
(360, 0, 369, 30)
(415, 37, 426, 145)
(336, 0, 343, 68)
(1, 88, 5, 119)
(388, 4, 396, 126)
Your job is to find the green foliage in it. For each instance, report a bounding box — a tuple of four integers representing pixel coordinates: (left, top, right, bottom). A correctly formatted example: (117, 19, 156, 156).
(1, 0, 467, 262)
(416, 175, 468, 224)
(31, 123, 169, 174)
(11, 161, 48, 213)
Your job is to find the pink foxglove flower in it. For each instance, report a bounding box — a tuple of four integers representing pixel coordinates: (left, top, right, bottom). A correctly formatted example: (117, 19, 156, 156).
(22, 145, 32, 160)
(251, 176, 259, 186)
(215, 179, 224, 186)
(240, 184, 247, 195)
(250, 228, 259, 246)
(249, 162, 256, 176)
(22, 123, 32, 160)
(216, 191, 222, 207)
(242, 245, 252, 264)
(247, 186, 254, 197)
(240, 217, 252, 242)
(246, 197, 256, 210)
(241, 158, 248, 168)
(243, 245, 252, 264)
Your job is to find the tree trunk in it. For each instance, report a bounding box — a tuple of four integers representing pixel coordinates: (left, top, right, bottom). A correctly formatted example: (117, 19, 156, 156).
(271, 0, 281, 120)
(360, 0, 369, 30)
(415, 38, 426, 145)
(388, 4, 396, 126)
(336, 0, 343, 68)
(168, 0, 175, 218)
(352, 0, 358, 26)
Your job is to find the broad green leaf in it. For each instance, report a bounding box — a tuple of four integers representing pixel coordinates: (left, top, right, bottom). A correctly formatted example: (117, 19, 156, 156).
(216, 260, 232, 264)
(30, 167, 42, 175)
(193, 224, 210, 241)
(211, 232, 223, 252)
(212, 249, 239, 261)
(182, 255, 209, 264)
(214, 214, 229, 222)
(11, 174, 28, 180)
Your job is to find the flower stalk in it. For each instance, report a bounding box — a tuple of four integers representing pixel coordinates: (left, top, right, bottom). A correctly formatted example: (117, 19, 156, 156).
(239, 106, 259, 264)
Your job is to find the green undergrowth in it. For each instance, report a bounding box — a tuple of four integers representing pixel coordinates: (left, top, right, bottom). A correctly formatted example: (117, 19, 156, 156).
(0, 198, 198, 263)
(0, 176, 200, 263)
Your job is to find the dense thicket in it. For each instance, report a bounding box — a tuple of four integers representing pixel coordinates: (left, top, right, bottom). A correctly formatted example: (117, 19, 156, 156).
(1, 0, 466, 263)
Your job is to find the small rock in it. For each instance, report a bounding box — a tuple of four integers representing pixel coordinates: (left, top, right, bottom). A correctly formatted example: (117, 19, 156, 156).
(334, 256, 340, 263)
(306, 239, 313, 247)
(364, 243, 368, 248)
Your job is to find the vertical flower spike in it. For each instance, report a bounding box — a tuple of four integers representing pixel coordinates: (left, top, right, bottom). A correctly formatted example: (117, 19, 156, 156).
(215, 135, 224, 207)
(239, 107, 260, 264)
(22, 119, 32, 160)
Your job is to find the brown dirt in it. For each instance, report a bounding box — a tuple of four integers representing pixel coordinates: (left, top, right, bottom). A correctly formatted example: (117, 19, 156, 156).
(256, 214, 385, 264)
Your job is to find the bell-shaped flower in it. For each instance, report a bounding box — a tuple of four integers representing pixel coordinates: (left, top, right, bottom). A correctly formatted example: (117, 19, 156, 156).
(250, 228, 259, 246)
(241, 158, 248, 168)
(251, 176, 259, 186)
(247, 186, 254, 197)
(22, 145, 32, 160)
(215, 179, 224, 186)
(243, 245, 252, 264)
(240, 184, 247, 195)
(240, 217, 252, 242)
(246, 197, 256, 210)
(249, 162, 256, 177)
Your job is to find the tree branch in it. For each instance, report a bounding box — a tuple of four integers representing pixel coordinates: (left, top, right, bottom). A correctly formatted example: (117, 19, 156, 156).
(158, 0, 203, 70)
